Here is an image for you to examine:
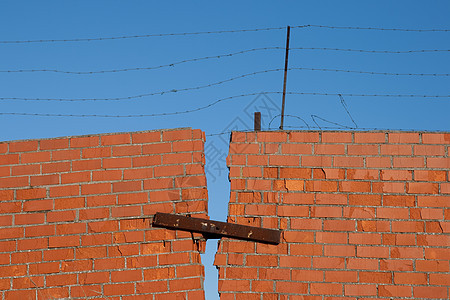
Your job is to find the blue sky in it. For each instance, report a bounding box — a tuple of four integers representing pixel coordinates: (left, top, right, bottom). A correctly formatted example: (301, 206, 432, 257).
(1, 1, 449, 299)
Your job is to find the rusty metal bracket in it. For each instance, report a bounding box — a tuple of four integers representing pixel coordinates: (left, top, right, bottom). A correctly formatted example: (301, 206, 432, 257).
(152, 212, 281, 245)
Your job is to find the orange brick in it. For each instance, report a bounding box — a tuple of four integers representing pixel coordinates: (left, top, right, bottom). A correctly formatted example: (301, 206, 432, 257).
(103, 157, 132, 169)
(9, 140, 38, 152)
(268, 155, 299, 166)
(315, 144, 345, 155)
(15, 213, 45, 225)
(325, 271, 357, 283)
(61, 171, 90, 184)
(278, 205, 308, 217)
(163, 129, 192, 141)
(377, 207, 409, 219)
(414, 144, 445, 156)
(322, 132, 352, 143)
(0, 154, 19, 165)
(414, 286, 448, 299)
(311, 206, 341, 218)
(82, 147, 111, 158)
(72, 159, 101, 171)
(333, 156, 364, 167)
(51, 149, 80, 161)
(357, 246, 389, 258)
(407, 182, 438, 194)
(388, 132, 420, 143)
(394, 272, 427, 284)
(324, 245, 355, 257)
(347, 144, 378, 155)
(381, 169, 412, 181)
(276, 281, 307, 294)
(301, 156, 332, 167)
(281, 143, 312, 154)
(366, 157, 391, 168)
(289, 132, 320, 143)
(355, 132, 385, 143)
(42, 161, 71, 173)
(316, 193, 347, 205)
(427, 157, 450, 168)
(40, 138, 69, 150)
(347, 258, 378, 270)
(344, 284, 377, 296)
(313, 257, 345, 269)
(21, 151, 51, 163)
(324, 220, 355, 231)
(380, 144, 412, 155)
(339, 181, 370, 192)
(393, 157, 424, 168)
(305, 180, 337, 192)
(70, 136, 99, 148)
(30, 174, 59, 186)
(422, 133, 450, 144)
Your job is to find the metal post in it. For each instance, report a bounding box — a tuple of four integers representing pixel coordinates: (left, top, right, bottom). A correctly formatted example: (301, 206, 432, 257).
(279, 26, 290, 130)
(254, 112, 261, 131)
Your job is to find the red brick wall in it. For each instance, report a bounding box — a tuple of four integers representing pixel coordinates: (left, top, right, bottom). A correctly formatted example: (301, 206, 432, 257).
(0, 128, 208, 299)
(215, 131, 450, 299)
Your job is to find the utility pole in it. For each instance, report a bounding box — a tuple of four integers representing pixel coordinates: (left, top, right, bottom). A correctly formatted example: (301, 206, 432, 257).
(279, 26, 290, 130)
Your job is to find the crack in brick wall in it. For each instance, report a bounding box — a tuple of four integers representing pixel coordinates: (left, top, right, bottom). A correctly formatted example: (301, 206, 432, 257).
(0, 128, 208, 299)
(214, 131, 449, 299)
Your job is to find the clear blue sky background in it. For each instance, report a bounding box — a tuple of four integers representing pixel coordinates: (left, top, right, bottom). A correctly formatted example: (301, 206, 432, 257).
(1, 1, 449, 299)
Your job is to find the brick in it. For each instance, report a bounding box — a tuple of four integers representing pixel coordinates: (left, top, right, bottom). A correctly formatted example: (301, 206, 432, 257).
(316, 193, 347, 205)
(380, 259, 413, 271)
(344, 284, 377, 296)
(339, 181, 370, 192)
(17, 188, 47, 200)
(49, 235, 79, 248)
(366, 157, 391, 168)
(21, 151, 51, 163)
(407, 182, 439, 194)
(305, 180, 338, 192)
(82, 147, 111, 158)
(72, 159, 101, 171)
(380, 144, 412, 155)
(379, 285, 412, 297)
(42, 161, 70, 173)
(346, 258, 378, 270)
(92, 170, 122, 181)
(333, 156, 364, 167)
(427, 157, 450, 168)
(30, 174, 59, 186)
(394, 272, 427, 284)
(268, 155, 299, 166)
(44, 249, 74, 261)
(11, 164, 40, 176)
(315, 144, 345, 155)
(311, 206, 341, 218)
(104, 283, 134, 296)
(357, 246, 389, 258)
(388, 132, 420, 143)
(81, 182, 111, 195)
(47, 210, 76, 223)
(15, 213, 45, 225)
(355, 132, 385, 143)
(289, 132, 320, 142)
(301, 155, 332, 167)
(276, 281, 308, 293)
(0, 154, 19, 165)
(414, 144, 445, 156)
(343, 207, 375, 219)
(347, 144, 378, 155)
(377, 207, 409, 219)
(422, 133, 450, 144)
(310, 283, 342, 295)
(325, 271, 357, 283)
(414, 286, 448, 299)
(324, 220, 355, 231)
(393, 157, 424, 168)
(381, 169, 412, 181)
(51, 149, 80, 161)
(9, 140, 38, 152)
(70, 136, 99, 147)
(61, 171, 90, 184)
(315, 232, 347, 244)
(163, 129, 192, 141)
(324, 245, 355, 257)
(40, 138, 69, 150)
(313, 257, 345, 269)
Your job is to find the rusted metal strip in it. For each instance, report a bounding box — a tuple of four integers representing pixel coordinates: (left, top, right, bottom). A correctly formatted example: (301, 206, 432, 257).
(152, 212, 281, 245)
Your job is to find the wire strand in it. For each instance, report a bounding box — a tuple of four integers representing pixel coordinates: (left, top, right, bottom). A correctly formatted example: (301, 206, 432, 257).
(2, 24, 449, 44)
(293, 24, 450, 32)
(3, 49, 449, 75)
(0, 27, 286, 44)
(1, 91, 449, 118)
(2, 91, 448, 102)
(0, 47, 282, 75)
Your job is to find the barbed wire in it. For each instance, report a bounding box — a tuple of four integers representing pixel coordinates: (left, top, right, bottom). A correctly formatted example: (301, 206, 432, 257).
(0, 27, 286, 44)
(2, 48, 449, 75)
(1, 25, 449, 44)
(290, 47, 450, 54)
(1, 91, 449, 118)
(0, 47, 282, 75)
(293, 24, 450, 32)
(2, 90, 448, 102)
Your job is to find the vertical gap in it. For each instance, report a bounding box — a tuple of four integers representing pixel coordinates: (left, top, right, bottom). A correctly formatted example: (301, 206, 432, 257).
(201, 239, 219, 299)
